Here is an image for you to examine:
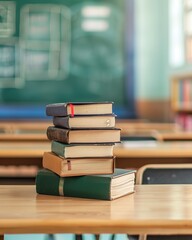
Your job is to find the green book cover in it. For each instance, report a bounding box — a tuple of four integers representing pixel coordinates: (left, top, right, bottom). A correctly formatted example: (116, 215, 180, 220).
(36, 168, 136, 200)
(51, 141, 114, 158)
(51, 141, 67, 157)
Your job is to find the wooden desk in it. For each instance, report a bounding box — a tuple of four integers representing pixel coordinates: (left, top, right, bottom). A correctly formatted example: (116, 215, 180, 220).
(0, 141, 50, 162)
(114, 141, 192, 169)
(0, 120, 50, 141)
(1, 185, 192, 239)
(0, 120, 185, 142)
(1, 141, 192, 177)
(116, 121, 192, 142)
(116, 121, 181, 135)
(0, 142, 50, 183)
(156, 130, 192, 141)
(0, 120, 51, 132)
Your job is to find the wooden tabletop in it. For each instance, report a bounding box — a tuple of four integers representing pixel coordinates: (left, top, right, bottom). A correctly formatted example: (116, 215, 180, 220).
(1, 141, 192, 159)
(1, 185, 192, 236)
(116, 121, 181, 134)
(0, 120, 50, 141)
(0, 120, 182, 142)
(0, 141, 50, 158)
(114, 141, 192, 158)
(156, 131, 192, 141)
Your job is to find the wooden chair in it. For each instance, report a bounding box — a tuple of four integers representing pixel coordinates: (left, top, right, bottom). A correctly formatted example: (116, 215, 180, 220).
(135, 164, 192, 240)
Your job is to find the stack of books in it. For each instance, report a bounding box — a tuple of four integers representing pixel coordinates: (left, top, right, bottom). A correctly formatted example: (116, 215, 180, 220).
(36, 102, 136, 200)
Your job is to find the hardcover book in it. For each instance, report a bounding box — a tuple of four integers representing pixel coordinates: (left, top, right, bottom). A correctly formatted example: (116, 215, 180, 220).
(42, 152, 115, 177)
(53, 115, 116, 129)
(36, 168, 136, 200)
(46, 102, 113, 116)
(51, 141, 114, 158)
(47, 126, 121, 144)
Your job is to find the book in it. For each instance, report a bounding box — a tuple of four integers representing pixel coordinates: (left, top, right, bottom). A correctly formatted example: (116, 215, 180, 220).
(53, 115, 116, 129)
(47, 126, 121, 144)
(46, 102, 113, 116)
(36, 168, 136, 200)
(42, 152, 115, 177)
(51, 141, 114, 158)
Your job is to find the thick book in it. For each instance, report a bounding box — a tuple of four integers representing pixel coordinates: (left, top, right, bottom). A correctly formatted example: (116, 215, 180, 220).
(36, 168, 136, 200)
(42, 152, 115, 177)
(47, 126, 121, 144)
(51, 141, 114, 158)
(46, 102, 113, 116)
(53, 115, 116, 129)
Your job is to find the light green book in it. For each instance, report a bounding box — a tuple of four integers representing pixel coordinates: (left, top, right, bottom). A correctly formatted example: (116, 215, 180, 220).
(51, 141, 114, 158)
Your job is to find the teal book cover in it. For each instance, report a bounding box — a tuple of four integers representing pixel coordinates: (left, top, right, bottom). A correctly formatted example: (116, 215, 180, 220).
(51, 141, 114, 158)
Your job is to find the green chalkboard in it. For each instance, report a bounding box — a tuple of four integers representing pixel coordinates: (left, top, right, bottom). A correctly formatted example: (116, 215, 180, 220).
(0, 0, 128, 107)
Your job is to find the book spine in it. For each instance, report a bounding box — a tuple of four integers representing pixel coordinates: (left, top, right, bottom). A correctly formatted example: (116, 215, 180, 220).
(53, 116, 70, 128)
(36, 169, 111, 200)
(183, 79, 191, 106)
(46, 104, 67, 116)
(51, 141, 66, 157)
(42, 152, 63, 176)
(47, 126, 69, 143)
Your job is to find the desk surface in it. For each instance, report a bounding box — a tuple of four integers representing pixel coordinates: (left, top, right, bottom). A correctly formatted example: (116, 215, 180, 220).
(1, 121, 191, 142)
(1, 141, 192, 158)
(1, 141, 192, 178)
(116, 121, 181, 133)
(0, 121, 181, 141)
(115, 141, 192, 158)
(157, 131, 192, 141)
(1, 185, 192, 236)
(0, 141, 50, 157)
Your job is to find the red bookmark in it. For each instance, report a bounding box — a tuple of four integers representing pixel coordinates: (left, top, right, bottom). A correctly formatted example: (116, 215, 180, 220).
(69, 104, 74, 117)
(67, 160, 71, 171)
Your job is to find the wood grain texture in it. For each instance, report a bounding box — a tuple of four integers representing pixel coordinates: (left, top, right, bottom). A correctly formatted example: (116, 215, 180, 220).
(157, 131, 192, 141)
(1, 185, 192, 235)
(0, 133, 48, 141)
(1, 141, 192, 159)
(114, 141, 192, 158)
(116, 121, 180, 133)
(0, 121, 51, 141)
(0, 142, 50, 157)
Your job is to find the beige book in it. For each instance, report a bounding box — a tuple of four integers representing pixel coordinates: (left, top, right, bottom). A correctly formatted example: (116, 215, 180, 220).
(53, 115, 116, 129)
(42, 152, 115, 177)
(46, 102, 113, 116)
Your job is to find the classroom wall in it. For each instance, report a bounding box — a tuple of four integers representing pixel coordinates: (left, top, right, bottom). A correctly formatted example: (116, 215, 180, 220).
(134, 0, 171, 122)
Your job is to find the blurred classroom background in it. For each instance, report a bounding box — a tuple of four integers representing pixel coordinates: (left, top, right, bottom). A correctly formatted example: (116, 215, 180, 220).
(1, 0, 192, 239)
(1, 0, 190, 122)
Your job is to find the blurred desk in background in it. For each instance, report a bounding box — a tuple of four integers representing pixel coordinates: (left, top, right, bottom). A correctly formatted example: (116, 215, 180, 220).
(0, 120, 51, 141)
(0, 119, 191, 184)
(114, 141, 192, 169)
(1, 141, 192, 184)
(0, 120, 51, 132)
(116, 120, 181, 134)
(116, 120, 192, 141)
(0, 120, 184, 142)
(0, 141, 50, 184)
(156, 130, 192, 141)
